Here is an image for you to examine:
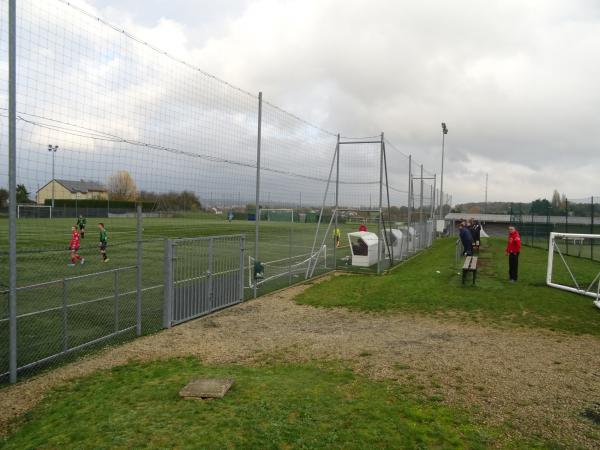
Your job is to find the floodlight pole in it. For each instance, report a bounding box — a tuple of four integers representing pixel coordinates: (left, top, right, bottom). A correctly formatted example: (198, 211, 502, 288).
(253, 92, 262, 299)
(8, 0, 17, 384)
(48, 145, 58, 208)
(439, 122, 448, 220)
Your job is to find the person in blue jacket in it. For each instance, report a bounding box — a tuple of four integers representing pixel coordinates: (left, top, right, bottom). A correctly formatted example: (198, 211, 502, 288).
(459, 221, 473, 256)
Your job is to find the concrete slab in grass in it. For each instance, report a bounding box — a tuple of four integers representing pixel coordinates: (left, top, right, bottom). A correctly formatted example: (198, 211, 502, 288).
(179, 378, 234, 400)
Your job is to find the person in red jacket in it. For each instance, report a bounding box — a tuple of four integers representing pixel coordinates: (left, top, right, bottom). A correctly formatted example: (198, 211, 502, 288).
(505, 225, 521, 282)
(68, 225, 85, 267)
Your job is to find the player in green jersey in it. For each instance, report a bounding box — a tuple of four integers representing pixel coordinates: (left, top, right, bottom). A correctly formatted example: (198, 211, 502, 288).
(77, 214, 87, 238)
(98, 222, 109, 262)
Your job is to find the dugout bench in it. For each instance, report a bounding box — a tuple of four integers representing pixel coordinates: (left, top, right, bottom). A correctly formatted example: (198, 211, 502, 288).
(462, 256, 478, 285)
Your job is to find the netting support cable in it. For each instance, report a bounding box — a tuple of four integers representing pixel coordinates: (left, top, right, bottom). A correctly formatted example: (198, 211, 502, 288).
(382, 138, 394, 267)
(306, 140, 339, 278)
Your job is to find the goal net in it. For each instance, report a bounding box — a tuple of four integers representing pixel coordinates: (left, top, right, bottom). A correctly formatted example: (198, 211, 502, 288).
(547, 232, 600, 310)
(249, 245, 327, 288)
(260, 208, 295, 223)
(17, 204, 52, 218)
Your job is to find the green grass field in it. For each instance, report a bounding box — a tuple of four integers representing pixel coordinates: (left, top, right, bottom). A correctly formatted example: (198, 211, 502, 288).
(2, 234, 598, 448)
(1, 358, 558, 449)
(0, 216, 362, 380)
(297, 237, 600, 336)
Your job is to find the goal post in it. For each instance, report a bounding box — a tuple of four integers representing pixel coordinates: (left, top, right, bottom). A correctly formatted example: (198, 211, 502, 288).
(260, 208, 295, 223)
(17, 204, 52, 218)
(547, 232, 600, 309)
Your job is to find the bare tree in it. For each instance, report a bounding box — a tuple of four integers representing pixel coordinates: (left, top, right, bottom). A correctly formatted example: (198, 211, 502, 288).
(107, 171, 137, 201)
(551, 189, 561, 210)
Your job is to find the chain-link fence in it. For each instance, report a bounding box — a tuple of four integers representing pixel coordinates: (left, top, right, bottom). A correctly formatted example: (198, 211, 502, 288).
(0, 0, 449, 383)
(510, 196, 600, 261)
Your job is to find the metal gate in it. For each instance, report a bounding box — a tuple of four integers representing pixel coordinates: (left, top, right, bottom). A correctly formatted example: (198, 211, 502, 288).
(163, 235, 245, 327)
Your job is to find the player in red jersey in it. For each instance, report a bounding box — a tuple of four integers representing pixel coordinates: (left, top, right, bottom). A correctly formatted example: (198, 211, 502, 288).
(68, 226, 85, 267)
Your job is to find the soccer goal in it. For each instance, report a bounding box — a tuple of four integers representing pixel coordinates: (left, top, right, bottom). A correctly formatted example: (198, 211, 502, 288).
(547, 232, 600, 310)
(17, 204, 52, 218)
(248, 245, 327, 288)
(261, 208, 295, 223)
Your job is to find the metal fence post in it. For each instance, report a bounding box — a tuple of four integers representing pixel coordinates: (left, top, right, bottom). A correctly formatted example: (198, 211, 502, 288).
(163, 239, 173, 328)
(546, 205, 551, 249)
(208, 238, 214, 311)
(239, 236, 245, 302)
(531, 211, 535, 247)
(376, 132, 384, 275)
(136, 204, 142, 336)
(590, 196, 594, 260)
(407, 155, 412, 255)
(62, 279, 68, 352)
(565, 198, 569, 254)
(288, 227, 293, 285)
(419, 165, 424, 239)
(253, 92, 262, 299)
(8, 0, 17, 384)
(114, 270, 120, 332)
(334, 133, 340, 271)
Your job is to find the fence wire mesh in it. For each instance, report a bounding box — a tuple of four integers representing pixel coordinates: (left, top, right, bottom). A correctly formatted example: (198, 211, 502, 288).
(0, 0, 449, 382)
(510, 196, 600, 262)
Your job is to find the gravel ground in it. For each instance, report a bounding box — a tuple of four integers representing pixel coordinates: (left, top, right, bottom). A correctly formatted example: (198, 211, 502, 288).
(1, 280, 599, 447)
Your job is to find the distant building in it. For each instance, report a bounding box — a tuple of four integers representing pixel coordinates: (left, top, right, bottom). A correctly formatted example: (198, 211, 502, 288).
(36, 179, 107, 204)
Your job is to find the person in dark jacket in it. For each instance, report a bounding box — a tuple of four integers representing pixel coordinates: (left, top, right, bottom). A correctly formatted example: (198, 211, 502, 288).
(505, 225, 521, 282)
(459, 222, 473, 256)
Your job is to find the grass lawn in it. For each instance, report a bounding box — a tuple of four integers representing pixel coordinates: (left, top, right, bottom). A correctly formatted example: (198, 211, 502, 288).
(0, 358, 556, 449)
(297, 237, 600, 336)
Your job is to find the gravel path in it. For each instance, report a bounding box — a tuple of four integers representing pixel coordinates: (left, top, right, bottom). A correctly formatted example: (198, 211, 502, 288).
(1, 281, 599, 447)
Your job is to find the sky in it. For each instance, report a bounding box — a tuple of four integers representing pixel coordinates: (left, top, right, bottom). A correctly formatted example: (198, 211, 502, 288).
(3, 0, 600, 204)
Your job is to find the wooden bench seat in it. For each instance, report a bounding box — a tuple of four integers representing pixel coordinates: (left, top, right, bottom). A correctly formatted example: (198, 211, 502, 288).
(462, 256, 478, 285)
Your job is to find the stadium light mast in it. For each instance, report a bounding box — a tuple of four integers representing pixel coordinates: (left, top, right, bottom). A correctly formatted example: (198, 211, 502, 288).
(439, 123, 448, 219)
(48, 144, 58, 208)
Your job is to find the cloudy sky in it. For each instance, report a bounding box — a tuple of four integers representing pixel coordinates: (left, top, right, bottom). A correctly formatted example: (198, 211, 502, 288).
(3, 0, 600, 204)
(90, 0, 600, 203)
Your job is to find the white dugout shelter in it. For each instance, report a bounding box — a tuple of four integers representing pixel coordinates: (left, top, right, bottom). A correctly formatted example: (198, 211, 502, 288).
(348, 231, 379, 267)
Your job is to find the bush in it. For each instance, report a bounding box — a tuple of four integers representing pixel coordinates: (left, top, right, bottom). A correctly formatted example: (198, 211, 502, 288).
(43, 199, 154, 211)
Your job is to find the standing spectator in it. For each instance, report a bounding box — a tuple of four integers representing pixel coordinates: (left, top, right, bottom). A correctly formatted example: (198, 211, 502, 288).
(458, 222, 473, 256)
(358, 223, 367, 232)
(466, 219, 474, 240)
(471, 219, 482, 248)
(506, 225, 521, 282)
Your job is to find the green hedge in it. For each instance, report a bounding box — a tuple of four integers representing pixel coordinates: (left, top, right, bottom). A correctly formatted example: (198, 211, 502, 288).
(44, 199, 154, 210)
